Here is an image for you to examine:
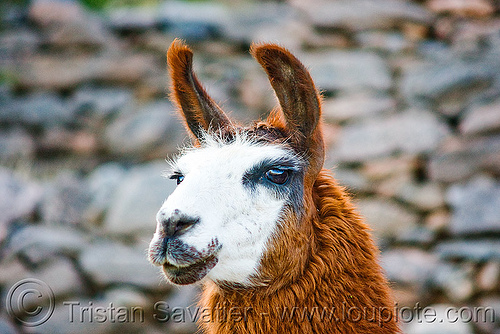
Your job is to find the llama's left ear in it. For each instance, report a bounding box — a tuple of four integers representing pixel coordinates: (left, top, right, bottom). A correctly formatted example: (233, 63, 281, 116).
(167, 39, 232, 141)
(251, 44, 322, 149)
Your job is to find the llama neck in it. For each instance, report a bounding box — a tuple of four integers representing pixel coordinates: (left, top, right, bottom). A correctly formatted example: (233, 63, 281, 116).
(200, 169, 399, 334)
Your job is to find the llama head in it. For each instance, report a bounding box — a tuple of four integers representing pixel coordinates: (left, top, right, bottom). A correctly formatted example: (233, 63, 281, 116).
(148, 39, 324, 286)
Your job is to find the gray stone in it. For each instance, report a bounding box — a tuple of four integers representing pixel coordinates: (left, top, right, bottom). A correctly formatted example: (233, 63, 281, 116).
(391, 286, 422, 309)
(477, 261, 500, 292)
(387, 180, 446, 212)
(400, 182, 445, 212)
(0, 2, 25, 26)
(63, 290, 154, 333)
(0, 167, 42, 228)
(0, 318, 16, 334)
(29, 0, 86, 26)
(0, 257, 84, 323)
(14, 52, 157, 90)
(79, 241, 166, 290)
(427, 0, 495, 17)
(333, 110, 449, 163)
(332, 168, 373, 194)
(396, 225, 435, 245)
(106, 7, 158, 31)
(85, 163, 127, 224)
(248, 20, 312, 53)
(158, 1, 230, 41)
(381, 248, 439, 286)
(430, 263, 474, 302)
(0, 257, 30, 286)
(44, 15, 111, 49)
(374, 173, 413, 199)
(361, 156, 417, 181)
(401, 59, 496, 116)
(0, 92, 74, 127)
(13, 56, 95, 90)
(7, 225, 87, 264)
(460, 98, 500, 135)
(355, 31, 410, 53)
(104, 161, 176, 236)
(138, 30, 178, 54)
(28, 302, 114, 334)
(221, 3, 299, 45)
(168, 22, 219, 43)
(435, 240, 500, 262)
(429, 135, 500, 182)
(102, 287, 149, 310)
(304, 51, 392, 92)
(322, 92, 396, 123)
(37, 126, 98, 155)
(165, 285, 201, 334)
(425, 210, 451, 232)
(72, 86, 134, 119)
(104, 101, 181, 157)
(0, 28, 40, 61)
(159, 1, 229, 29)
(357, 198, 420, 240)
(415, 41, 452, 61)
(446, 175, 500, 235)
(292, 0, 433, 31)
(40, 172, 92, 226)
(31, 257, 85, 298)
(404, 304, 473, 334)
(166, 285, 200, 310)
(477, 297, 500, 333)
(94, 52, 159, 86)
(0, 84, 11, 102)
(0, 128, 35, 162)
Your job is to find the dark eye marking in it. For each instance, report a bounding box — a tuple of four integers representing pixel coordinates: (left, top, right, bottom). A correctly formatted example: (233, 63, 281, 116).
(242, 156, 302, 189)
(169, 172, 185, 185)
(242, 156, 305, 214)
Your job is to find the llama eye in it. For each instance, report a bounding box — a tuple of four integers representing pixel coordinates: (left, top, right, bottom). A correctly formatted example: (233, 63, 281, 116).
(170, 173, 185, 185)
(265, 169, 289, 185)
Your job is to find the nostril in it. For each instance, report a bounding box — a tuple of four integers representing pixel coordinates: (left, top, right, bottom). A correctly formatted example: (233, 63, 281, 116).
(162, 213, 199, 238)
(174, 217, 199, 236)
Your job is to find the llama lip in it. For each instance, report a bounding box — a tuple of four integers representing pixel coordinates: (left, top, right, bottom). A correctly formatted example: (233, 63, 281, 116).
(163, 254, 218, 285)
(160, 238, 221, 285)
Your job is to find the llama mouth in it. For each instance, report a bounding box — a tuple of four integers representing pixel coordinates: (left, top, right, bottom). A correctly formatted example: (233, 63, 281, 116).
(163, 254, 218, 285)
(149, 236, 221, 284)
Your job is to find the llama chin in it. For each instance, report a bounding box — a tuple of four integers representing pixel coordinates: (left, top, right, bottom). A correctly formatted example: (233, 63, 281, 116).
(148, 39, 400, 334)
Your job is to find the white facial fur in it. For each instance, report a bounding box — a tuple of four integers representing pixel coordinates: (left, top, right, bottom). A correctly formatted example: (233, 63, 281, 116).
(150, 133, 300, 285)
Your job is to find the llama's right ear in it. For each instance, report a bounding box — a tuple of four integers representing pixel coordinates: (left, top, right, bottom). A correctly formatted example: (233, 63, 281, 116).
(167, 39, 231, 141)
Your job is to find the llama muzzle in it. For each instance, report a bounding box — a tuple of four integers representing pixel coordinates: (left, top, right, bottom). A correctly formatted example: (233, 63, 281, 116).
(148, 218, 221, 285)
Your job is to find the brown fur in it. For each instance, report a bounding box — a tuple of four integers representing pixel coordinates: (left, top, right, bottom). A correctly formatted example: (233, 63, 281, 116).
(199, 170, 399, 333)
(166, 39, 400, 333)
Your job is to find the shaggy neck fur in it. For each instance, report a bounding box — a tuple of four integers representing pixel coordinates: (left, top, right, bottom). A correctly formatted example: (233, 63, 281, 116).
(199, 169, 399, 333)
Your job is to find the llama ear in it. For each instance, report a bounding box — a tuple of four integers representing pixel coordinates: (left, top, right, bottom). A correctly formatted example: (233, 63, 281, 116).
(251, 44, 321, 147)
(167, 39, 231, 140)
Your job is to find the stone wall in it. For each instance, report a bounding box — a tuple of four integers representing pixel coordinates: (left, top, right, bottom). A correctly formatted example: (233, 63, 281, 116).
(1, 0, 500, 333)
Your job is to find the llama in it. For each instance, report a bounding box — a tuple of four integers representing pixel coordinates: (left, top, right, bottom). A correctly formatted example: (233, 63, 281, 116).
(149, 39, 400, 333)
